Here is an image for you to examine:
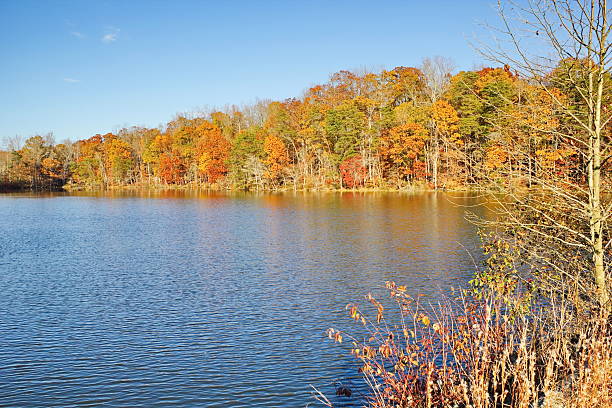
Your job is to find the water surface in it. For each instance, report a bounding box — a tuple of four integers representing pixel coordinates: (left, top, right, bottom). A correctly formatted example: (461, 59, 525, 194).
(0, 191, 484, 407)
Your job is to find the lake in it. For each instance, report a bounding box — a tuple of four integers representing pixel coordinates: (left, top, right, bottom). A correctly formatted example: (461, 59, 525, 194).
(0, 191, 485, 407)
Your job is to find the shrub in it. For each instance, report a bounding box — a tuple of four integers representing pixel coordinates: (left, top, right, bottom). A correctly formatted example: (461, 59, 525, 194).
(324, 282, 611, 408)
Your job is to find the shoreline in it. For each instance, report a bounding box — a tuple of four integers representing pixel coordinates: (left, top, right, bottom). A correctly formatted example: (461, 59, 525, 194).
(0, 182, 494, 195)
(61, 180, 485, 193)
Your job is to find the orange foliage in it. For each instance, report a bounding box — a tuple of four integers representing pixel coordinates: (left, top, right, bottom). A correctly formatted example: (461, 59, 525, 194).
(380, 123, 428, 179)
(102, 135, 133, 181)
(535, 147, 578, 179)
(380, 66, 425, 105)
(484, 145, 508, 171)
(431, 100, 461, 143)
(263, 134, 288, 182)
(475, 65, 517, 91)
(159, 153, 185, 184)
(78, 134, 104, 160)
(196, 122, 230, 183)
(41, 157, 62, 178)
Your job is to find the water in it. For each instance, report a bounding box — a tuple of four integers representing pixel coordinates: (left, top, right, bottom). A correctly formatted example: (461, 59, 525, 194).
(0, 191, 485, 407)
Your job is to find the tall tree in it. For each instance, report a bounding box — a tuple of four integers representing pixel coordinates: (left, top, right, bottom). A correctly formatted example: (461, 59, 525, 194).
(478, 0, 611, 311)
(263, 134, 289, 186)
(422, 57, 456, 188)
(196, 121, 230, 184)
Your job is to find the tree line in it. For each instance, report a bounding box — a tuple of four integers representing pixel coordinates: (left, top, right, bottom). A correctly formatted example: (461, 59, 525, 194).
(1, 57, 610, 192)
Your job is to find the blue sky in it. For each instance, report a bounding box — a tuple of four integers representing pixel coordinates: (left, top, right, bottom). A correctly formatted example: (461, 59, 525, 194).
(0, 0, 498, 142)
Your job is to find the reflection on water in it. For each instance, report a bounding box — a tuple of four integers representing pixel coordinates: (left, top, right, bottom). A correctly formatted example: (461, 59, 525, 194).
(0, 191, 485, 407)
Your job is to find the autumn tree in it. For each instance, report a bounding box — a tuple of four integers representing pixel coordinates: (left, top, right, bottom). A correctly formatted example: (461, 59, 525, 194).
(74, 134, 105, 186)
(143, 131, 173, 182)
(263, 134, 289, 186)
(476, 0, 611, 312)
(380, 66, 426, 106)
(339, 155, 367, 188)
(169, 117, 205, 182)
(15, 134, 55, 188)
(102, 135, 134, 184)
(380, 123, 429, 185)
(118, 126, 160, 182)
(196, 121, 230, 184)
(422, 57, 455, 188)
(430, 99, 461, 186)
(158, 152, 185, 184)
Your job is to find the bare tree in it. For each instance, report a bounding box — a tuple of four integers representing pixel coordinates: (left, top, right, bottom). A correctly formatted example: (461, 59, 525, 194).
(421, 56, 456, 189)
(421, 56, 456, 103)
(475, 0, 610, 311)
(243, 155, 265, 190)
(5, 135, 24, 152)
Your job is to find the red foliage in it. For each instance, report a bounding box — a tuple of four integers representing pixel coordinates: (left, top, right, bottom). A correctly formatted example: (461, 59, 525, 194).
(340, 155, 366, 188)
(412, 159, 428, 180)
(158, 153, 185, 184)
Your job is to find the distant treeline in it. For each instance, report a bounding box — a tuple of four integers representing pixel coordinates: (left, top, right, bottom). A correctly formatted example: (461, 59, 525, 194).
(1, 57, 610, 192)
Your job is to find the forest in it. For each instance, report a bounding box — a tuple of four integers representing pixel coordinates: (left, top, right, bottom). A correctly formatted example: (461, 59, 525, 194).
(2, 57, 609, 192)
(1, 0, 611, 406)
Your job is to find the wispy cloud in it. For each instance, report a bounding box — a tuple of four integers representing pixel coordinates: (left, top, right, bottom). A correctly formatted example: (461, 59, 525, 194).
(63, 78, 81, 83)
(101, 27, 120, 43)
(70, 31, 85, 39)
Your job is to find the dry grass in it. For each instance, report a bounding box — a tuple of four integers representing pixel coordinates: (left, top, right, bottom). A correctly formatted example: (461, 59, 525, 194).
(325, 282, 611, 408)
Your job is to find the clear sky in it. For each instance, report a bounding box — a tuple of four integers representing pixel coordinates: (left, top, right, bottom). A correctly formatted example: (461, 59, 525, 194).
(0, 0, 499, 143)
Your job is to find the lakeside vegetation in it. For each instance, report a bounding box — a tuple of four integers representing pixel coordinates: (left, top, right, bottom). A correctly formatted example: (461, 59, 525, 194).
(1, 0, 610, 407)
(318, 1, 611, 407)
(2, 60, 609, 193)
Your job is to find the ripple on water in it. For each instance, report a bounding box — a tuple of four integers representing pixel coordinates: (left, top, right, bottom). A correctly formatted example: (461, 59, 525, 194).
(0, 191, 484, 407)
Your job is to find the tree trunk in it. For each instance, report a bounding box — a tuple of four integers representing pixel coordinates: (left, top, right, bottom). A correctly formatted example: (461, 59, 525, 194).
(432, 129, 439, 189)
(588, 1, 608, 311)
(591, 64, 608, 311)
